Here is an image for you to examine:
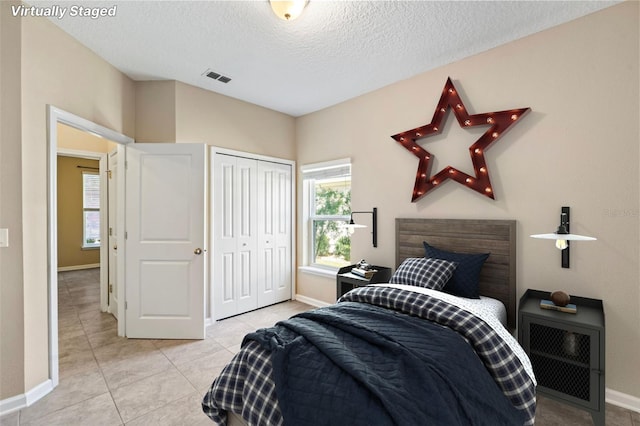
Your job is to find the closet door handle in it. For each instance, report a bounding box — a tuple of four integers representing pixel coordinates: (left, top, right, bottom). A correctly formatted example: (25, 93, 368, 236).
(194, 248, 203, 255)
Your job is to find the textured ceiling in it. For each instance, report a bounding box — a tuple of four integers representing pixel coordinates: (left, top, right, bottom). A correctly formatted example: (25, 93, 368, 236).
(31, 1, 618, 117)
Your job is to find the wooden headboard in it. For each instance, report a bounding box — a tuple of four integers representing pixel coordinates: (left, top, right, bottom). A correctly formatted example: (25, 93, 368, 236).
(396, 218, 517, 330)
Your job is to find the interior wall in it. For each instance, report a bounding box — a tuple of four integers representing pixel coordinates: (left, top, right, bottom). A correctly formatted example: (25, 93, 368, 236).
(56, 157, 101, 268)
(0, 0, 25, 401)
(57, 122, 118, 153)
(134, 80, 177, 142)
(174, 81, 296, 160)
(19, 11, 135, 392)
(295, 2, 639, 398)
(133, 80, 296, 159)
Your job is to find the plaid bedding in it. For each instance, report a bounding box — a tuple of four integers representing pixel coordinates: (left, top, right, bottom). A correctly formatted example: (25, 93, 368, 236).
(202, 286, 536, 425)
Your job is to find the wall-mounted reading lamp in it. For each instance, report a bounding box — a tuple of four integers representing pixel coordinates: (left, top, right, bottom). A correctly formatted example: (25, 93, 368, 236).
(530, 206, 596, 268)
(345, 207, 378, 248)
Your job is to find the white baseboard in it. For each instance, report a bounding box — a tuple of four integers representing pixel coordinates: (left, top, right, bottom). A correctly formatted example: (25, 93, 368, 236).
(607, 388, 640, 413)
(294, 294, 332, 308)
(58, 263, 100, 272)
(0, 393, 25, 417)
(0, 379, 53, 417)
(25, 380, 53, 406)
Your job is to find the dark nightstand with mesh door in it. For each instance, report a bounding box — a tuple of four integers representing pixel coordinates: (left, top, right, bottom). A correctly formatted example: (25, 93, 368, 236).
(518, 289, 605, 426)
(336, 265, 392, 300)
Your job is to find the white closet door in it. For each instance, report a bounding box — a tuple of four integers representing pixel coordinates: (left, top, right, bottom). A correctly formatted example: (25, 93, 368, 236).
(257, 161, 292, 306)
(213, 154, 258, 319)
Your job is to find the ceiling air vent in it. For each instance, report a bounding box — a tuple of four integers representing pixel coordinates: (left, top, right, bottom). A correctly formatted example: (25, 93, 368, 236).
(203, 69, 232, 84)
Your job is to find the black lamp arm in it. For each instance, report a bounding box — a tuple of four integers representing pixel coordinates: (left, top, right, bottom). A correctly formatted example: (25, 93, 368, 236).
(349, 207, 378, 248)
(561, 206, 570, 268)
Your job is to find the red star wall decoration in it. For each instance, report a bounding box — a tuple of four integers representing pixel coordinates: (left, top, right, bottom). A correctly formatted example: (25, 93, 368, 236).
(391, 78, 530, 202)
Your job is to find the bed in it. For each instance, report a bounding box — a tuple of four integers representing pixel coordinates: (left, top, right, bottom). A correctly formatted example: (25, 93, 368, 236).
(202, 219, 536, 425)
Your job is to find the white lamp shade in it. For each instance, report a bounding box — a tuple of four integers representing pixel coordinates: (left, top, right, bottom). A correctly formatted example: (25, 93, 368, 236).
(344, 223, 367, 230)
(530, 233, 597, 241)
(343, 222, 366, 235)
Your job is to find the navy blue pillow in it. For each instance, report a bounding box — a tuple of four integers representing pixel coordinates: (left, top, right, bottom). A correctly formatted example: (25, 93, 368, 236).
(422, 241, 490, 299)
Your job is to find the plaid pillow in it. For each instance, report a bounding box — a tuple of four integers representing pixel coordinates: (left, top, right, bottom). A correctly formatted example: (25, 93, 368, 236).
(389, 257, 457, 290)
(423, 241, 490, 299)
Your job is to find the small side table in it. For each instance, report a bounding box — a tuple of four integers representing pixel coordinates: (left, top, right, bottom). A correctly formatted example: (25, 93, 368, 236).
(336, 265, 392, 299)
(518, 289, 605, 426)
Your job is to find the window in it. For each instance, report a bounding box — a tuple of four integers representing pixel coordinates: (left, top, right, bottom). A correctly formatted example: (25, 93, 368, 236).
(302, 159, 351, 269)
(82, 172, 100, 248)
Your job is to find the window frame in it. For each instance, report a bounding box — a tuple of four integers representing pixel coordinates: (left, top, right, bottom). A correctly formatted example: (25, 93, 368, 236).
(82, 171, 101, 249)
(301, 158, 352, 271)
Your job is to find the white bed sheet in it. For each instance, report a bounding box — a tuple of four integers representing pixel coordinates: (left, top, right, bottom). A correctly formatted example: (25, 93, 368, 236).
(370, 283, 507, 326)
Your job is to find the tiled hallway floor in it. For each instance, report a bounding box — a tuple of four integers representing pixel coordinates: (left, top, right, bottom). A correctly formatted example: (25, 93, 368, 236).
(1, 268, 637, 425)
(1, 269, 309, 425)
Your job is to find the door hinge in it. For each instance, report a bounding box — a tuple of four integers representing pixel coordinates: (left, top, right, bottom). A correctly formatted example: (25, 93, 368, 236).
(109, 227, 113, 236)
(107, 170, 112, 179)
(125, 161, 128, 170)
(125, 301, 128, 310)
(125, 231, 128, 240)
(109, 284, 113, 293)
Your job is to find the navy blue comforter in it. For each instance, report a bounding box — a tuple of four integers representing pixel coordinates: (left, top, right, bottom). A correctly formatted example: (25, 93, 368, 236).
(245, 301, 525, 426)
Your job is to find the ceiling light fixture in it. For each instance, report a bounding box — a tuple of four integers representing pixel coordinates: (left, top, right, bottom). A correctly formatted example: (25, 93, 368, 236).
(269, 0, 308, 21)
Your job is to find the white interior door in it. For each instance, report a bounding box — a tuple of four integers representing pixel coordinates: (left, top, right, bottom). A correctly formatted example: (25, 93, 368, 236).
(107, 148, 119, 319)
(125, 143, 206, 339)
(257, 161, 292, 306)
(213, 154, 258, 320)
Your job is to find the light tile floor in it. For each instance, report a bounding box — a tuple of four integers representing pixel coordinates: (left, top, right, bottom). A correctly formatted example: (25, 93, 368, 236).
(0, 268, 637, 425)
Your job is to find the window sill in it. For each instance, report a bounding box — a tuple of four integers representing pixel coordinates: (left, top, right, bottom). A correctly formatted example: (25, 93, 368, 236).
(298, 266, 338, 279)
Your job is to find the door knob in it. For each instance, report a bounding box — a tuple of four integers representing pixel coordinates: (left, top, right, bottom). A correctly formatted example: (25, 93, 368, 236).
(113, 244, 117, 250)
(194, 248, 203, 255)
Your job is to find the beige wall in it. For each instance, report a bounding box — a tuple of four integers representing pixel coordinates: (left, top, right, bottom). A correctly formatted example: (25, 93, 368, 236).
(135, 80, 296, 158)
(296, 2, 639, 397)
(19, 10, 135, 392)
(135, 80, 176, 142)
(56, 157, 101, 268)
(174, 81, 296, 159)
(0, 1, 25, 401)
(57, 122, 118, 153)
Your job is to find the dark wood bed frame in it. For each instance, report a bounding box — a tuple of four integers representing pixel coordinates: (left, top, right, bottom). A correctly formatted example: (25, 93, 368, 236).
(396, 218, 517, 330)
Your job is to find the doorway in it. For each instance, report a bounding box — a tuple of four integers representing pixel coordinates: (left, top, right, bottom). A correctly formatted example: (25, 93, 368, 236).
(47, 106, 133, 388)
(56, 148, 106, 310)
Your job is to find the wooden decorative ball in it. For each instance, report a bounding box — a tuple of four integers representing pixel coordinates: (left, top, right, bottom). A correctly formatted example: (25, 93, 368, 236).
(551, 291, 570, 307)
